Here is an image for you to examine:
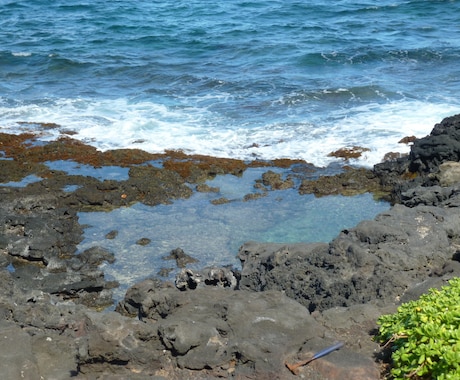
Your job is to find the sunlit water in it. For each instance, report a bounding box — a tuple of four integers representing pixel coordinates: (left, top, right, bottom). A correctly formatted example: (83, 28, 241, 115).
(1, 0, 459, 166)
(76, 168, 390, 301)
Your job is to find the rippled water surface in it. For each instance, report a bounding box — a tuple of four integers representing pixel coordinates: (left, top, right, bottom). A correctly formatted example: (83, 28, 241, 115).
(1, 0, 459, 166)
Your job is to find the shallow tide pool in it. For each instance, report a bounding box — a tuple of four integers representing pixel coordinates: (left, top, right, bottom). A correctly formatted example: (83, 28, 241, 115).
(77, 168, 390, 301)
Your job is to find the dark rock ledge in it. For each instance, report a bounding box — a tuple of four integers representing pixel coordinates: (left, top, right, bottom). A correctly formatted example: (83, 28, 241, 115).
(1, 114, 460, 379)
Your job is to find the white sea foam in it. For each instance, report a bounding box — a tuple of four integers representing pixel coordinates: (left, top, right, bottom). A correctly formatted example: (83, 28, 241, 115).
(11, 52, 32, 57)
(0, 97, 458, 167)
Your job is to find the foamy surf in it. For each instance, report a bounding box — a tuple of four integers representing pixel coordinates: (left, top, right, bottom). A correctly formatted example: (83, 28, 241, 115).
(1, 97, 458, 167)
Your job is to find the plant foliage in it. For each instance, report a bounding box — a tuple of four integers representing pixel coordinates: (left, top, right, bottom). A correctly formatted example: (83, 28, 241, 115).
(376, 277, 460, 379)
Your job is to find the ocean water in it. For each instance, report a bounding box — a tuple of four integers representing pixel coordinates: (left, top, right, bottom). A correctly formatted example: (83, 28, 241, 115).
(1, 0, 459, 166)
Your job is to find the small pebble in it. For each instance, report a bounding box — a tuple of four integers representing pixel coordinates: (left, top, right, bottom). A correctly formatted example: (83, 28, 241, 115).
(136, 238, 151, 246)
(157, 268, 174, 277)
(105, 230, 118, 239)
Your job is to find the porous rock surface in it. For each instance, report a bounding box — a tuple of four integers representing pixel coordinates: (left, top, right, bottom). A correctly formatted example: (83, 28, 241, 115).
(1, 114, 460, 379)
(238, 198, 460, 312)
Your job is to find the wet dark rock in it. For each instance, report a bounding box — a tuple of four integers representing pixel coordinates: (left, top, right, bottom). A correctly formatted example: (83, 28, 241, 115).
(136, 237, 151, 246)
(211, 197, 230, 205)
(163, 247, 198, 268)
(261, 170, 294, 190)
(196, 183, 220, 193)
(410, 113, 460, 173)
(373, 156, 413, 198)
(175, 266, 238, 290)
(299, 167, 385, 197)
(374, 113, 460, 202)
(105, 229, 118, 239)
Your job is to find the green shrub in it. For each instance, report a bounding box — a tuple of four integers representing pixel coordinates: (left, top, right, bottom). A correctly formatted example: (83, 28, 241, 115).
(376, 277, 460, 379)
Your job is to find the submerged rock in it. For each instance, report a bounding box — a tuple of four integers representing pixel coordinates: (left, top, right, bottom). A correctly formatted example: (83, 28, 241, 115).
(163, 247, 198, 268)
(105, 229, 118, 239)
(136, 237, 151, 246)
(260, 170, 294, 190)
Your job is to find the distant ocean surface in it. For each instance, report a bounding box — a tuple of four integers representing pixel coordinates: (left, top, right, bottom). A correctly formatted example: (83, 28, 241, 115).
(1, 0, 460, 167)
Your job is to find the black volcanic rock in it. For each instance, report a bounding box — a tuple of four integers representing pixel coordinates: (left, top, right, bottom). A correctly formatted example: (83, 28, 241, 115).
(2, 114, 460, 378)
(410, 113, 460, 173)
(374, 113, 460, 202)
(237, 194, 460, 312)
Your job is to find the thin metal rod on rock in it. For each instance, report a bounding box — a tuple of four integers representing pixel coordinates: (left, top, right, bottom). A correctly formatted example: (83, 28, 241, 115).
(285, 341, 344, 375)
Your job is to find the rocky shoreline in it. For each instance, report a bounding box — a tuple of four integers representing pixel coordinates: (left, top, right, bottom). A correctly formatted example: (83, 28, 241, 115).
(1, 114, 460, 379)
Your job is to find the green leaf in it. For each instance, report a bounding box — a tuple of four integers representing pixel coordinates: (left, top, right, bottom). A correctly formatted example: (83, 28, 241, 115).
(377, 277, 460, 379)
(418, 353, 425, 364)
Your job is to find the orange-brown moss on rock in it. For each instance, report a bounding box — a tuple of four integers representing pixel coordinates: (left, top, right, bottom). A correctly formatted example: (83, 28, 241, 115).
(4, 132, 390, 205)
(0, 133, 314, 184)
(0, 133, 52, 182)
(398, 135, 417, 144)
(0, 160, 48, 183)
(270, 158, 307, 168)
(299, 167, 387, 197)
(0, 133, 157, 167)
(160, 149, 253, 182)
(100, 148, 159, 167)
(260, 170, 294, 190)
(0, 132, 37, 156)
(328, 146, 371, 160)
(22, 138, 103, 165)
(246, 158, 308, 169)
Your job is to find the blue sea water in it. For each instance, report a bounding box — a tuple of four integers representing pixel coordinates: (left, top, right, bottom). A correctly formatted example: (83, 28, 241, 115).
(1, 1, 458, 296)
(1, 0, 459, 166)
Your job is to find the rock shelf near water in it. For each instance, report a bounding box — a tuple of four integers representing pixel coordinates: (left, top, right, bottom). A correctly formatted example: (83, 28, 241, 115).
(1, 114, 460, 379)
